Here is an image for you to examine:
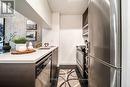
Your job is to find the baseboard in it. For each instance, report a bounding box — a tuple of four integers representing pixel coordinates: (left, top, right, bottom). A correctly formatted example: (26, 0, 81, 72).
(59, 65, 77, 69)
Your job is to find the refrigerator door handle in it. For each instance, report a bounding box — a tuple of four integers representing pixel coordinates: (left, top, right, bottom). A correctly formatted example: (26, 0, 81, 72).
(89, 55, 121, 70)
(88, 55, 90, 69)
(88, 42, 90, 53)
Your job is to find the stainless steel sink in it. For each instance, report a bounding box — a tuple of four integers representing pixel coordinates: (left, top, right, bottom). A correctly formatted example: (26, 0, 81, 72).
(38, 47, 51, 50)
(38, 46, 55, 50)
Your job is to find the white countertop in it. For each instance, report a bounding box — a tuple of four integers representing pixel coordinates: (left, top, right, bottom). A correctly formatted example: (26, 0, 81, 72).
(0, 46, 58, 63)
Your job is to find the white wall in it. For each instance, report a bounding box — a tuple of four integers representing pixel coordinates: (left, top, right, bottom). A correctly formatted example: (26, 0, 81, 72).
(42, 12, 60, 46)
(42, 14, 85, 65)
(59, 15, 85, 65)
(122, 0, 130, 87)
(26, 0, 52, 26)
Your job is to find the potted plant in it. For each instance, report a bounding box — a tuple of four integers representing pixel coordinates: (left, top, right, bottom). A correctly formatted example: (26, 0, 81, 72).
(12, 36, 27, 51)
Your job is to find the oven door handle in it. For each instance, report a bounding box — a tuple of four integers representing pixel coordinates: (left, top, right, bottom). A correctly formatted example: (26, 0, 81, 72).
(36, 53, 52, 66)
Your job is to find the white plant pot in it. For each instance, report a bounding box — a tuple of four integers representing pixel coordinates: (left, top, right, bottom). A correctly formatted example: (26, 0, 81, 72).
(16, 44, 26, 51)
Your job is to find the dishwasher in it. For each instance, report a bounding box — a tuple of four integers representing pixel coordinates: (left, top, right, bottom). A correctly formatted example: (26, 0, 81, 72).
(35, 53, 52, 87)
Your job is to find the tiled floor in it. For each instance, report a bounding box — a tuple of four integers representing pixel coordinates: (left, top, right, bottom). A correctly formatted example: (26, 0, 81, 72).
(57, 69, 82, 87)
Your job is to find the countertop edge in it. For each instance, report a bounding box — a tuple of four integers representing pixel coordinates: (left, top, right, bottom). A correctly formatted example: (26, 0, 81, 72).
(0, 46, 58, 63)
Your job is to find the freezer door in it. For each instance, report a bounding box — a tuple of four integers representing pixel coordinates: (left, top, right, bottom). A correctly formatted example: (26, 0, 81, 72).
(88, 0, 121, 67)
(110, 0, 121, 68)
(88, 56, 121, 87)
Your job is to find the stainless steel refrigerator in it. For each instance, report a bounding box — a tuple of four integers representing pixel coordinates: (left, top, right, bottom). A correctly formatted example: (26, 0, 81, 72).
(88, 0, 121, 87)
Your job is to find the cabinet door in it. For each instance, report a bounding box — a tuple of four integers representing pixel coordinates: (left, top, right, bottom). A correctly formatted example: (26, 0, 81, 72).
(51, 48, 58, 81)
(0, 63, 35, 87)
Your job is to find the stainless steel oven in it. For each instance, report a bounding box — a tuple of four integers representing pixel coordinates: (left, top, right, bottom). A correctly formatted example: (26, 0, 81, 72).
(76, 45, 86, 78)
(35, 53, 52, 87)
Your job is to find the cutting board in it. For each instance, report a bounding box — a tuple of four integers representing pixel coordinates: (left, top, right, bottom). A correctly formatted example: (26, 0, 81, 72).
(11, 49, 36, 55)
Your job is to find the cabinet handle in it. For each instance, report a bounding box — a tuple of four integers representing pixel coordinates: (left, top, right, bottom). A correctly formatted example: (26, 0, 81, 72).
(88, 42, 90, 53)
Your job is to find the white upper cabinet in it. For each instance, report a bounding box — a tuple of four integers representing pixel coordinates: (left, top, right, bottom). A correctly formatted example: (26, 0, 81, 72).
(15, 0, 52, 28)
(26, 0, 52, 27)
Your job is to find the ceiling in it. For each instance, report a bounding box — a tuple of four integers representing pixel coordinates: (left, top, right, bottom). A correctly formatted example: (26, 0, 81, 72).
(48, 0, 89, 15)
